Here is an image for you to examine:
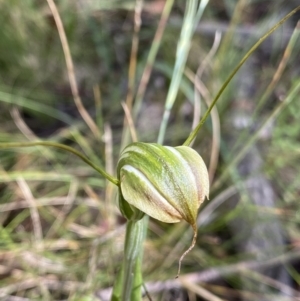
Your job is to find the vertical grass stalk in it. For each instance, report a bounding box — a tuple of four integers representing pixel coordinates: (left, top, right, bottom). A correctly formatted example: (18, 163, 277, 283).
(157, 0, 209, 144)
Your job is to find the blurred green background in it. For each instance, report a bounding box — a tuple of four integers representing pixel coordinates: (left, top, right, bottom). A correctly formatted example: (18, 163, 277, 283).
(0, 0, 300, 300)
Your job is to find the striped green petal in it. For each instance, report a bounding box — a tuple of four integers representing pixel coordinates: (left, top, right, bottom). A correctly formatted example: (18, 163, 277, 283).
(117, 142, 209, 225)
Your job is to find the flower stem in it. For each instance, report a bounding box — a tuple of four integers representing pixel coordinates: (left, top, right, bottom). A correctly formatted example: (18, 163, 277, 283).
(122, 218, 145, 301)
(111, 216, 147, 301)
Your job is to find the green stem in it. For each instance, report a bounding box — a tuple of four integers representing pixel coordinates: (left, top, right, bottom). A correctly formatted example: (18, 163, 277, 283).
(0, 141, 119, 186)
(133, 0, 174, 119)
(183, 5, 300, 146)
(111, 216, 147, 301)
(122, 218, 145, 301)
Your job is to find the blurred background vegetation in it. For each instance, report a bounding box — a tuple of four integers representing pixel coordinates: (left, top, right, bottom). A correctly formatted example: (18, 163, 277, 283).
(0, 0, 300, 300)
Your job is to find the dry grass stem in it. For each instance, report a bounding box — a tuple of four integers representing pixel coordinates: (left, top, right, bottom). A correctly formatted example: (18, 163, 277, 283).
(192, 31, 221, 134)
(121, 102, 138, 142)
(271, 21, 300, 85)
(185, 68, 220, 183)
(0, 196, 99, 212)
(195, 31, 222, 82)
(125, 0, 143, 110)
(93, 84, 103, 133)
(10, 107, 36, 140)
(254, 20, 300, 114)
(46, 0, 100, 138)
(103, 123, 115, 226)
(180, 277, 228, 301)
(16, 177, 43, 248)
(135, 0, 174, 115)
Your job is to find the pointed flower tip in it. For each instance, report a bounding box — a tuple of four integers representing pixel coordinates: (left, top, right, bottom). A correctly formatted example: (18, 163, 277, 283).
(176, 223, 198, 278)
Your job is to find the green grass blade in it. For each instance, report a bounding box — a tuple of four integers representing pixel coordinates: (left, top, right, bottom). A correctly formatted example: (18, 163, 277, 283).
(157, 0, 209, 144)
